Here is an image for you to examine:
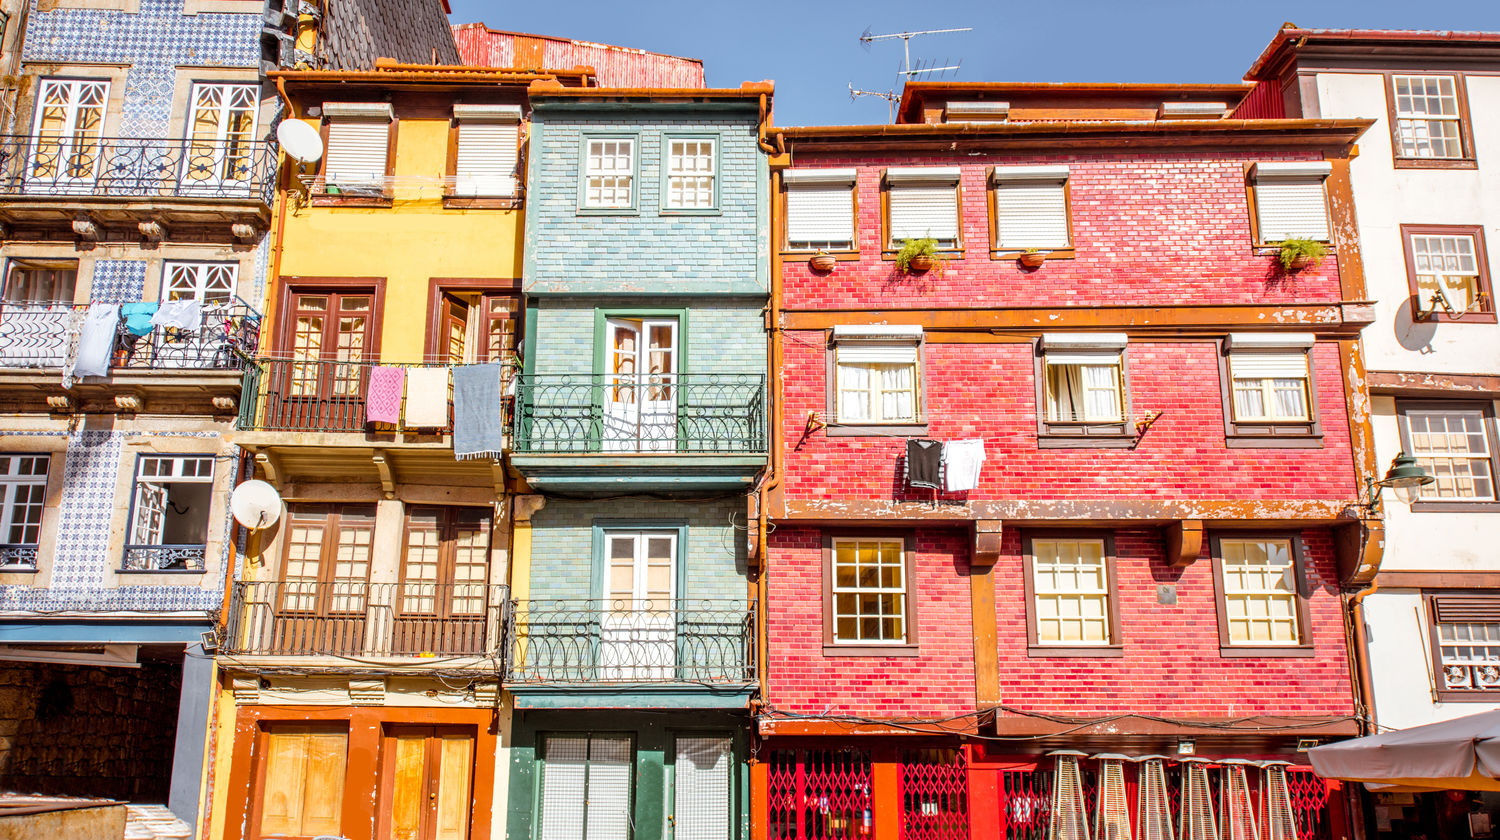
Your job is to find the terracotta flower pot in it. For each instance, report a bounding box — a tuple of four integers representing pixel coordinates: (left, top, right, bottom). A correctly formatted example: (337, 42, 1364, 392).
(1288, 254, 1313, 271)
(907, 255, 937, 273)
(1019, 252, 1047, 268)
(809, 254, 836, 272)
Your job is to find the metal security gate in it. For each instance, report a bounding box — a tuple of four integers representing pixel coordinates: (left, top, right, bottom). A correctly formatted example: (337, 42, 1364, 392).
(899, 748, 968, 840)
(767, 748, 873, 840)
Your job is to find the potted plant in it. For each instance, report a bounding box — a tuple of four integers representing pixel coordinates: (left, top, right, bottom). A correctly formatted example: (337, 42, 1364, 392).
(895, 237, 944, 275)
(1018, 248, 1047, 268)
(1277, 237, 1327, 271)
(809, 250, 836, 272)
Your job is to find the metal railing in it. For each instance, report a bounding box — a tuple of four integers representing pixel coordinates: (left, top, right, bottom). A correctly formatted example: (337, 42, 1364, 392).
(0, 543, 38, 569)
(513, 374, 766, 454)
(121, 544, 206, 572)
(0, 298, 260, 371)
(225, 581, 509, 658)
(236, 356, 515, 433)
(0, 135, 277, 204)
(508, 598, 755, 684)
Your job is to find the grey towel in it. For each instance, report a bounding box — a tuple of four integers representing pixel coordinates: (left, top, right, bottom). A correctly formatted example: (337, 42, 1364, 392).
(452, 363, 505, 460)
(906, 438, 942, 489)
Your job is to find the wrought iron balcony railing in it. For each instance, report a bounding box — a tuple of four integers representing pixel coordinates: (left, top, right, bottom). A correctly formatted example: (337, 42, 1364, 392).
(0, 298, 261, 371)
(236, 356, 515, 433)
(0, 543, 38, 570)
(508, 598, 755, 684)
(0, 135, 277, 203)
(225, 581, 509, 658)
(121, 544, 206, 572)
(513, 374, 766, 454)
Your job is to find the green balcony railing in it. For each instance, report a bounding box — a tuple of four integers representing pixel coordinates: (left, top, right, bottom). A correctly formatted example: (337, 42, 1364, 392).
(512, 373, 766, 454)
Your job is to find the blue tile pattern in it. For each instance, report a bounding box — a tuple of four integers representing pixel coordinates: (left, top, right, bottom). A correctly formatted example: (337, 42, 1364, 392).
(88, 260, 146, 303)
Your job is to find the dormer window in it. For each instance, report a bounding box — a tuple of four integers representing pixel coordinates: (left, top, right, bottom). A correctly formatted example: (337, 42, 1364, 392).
(944, 101, 1009, 123)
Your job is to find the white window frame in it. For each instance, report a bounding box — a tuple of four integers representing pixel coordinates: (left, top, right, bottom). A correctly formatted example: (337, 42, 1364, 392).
(184, 81, 259, 187)
(784, 168, 856, 252)
(1217, 537, 1303, 647)
(163, 261, 237, 307)
(1029, 537, 1113, 647)
(829, 536, 909, 646)
(663, 135, 717, 212)
(830, 325, 922, 427)
(885, 166, 960, 250)
(1436, 619, 1500, 693)
(1227, 351, 1312, 423)
(1393, 74, 1466, 160)
(129, 454, 214, 548)
(1409, 232, 1485, 314)
(1250, 161, 1331, 244)
(452, 103, 521, 198)
(1401, 405, 1498, 502)
(581, 136, 636, 211)
(28, 78, 109, 189)
(0, 454, 49, 557)
(991, 165, 1071, 251)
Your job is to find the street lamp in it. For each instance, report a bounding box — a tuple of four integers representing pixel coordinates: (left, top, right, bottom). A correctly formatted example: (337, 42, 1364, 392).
(1365, 452, 1435, 511)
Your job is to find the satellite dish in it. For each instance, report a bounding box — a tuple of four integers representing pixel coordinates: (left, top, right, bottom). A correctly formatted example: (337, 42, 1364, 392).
(231, 479, 283, 530)
(277, 119, 324, 164)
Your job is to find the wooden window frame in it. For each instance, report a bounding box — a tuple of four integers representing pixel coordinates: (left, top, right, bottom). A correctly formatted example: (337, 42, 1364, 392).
(820, 531, 920, 657)
(272, 276, 386, 359)
(1209, 532, 1316, 658)
(577, 132, 640, 215)
(276, 504, 379, 591)
(423, 277, 522, 363)
(1400, 224, 1496, 324)
(1396, 399, 1500, 512)
(1021, 531, 1122, 657)
(1034, 341, 1135, 448)
(779, 173, 860, 259)
(823, 330, 928, 437)
(443, 109, 525, 210)
(1385, 72, 1478, 170)
(1244, 163, 1335, 247)
(986, 167, 1077, 260)
(1425, 592, 1500, 702)
(1217, 340, 1324, 448)
(880, 171, 964, 260)
(312, 112, 398, 207)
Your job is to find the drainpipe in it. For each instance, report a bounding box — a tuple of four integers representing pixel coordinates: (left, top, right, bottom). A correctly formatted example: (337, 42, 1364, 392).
(1347, 579, 1380, 735)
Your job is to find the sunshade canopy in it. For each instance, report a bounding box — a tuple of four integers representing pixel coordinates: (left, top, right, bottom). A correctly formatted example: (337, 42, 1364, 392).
(1309, 709, 1500, 791)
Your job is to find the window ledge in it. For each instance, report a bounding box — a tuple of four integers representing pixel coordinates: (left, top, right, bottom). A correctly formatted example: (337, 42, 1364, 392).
(1027, 645, 1123, 658)
(826, 422, 928, 438)
(1394, 157, 1478, 170)
(312, 194, 393, 208)
(1417, 312, 1498, 325)
(443, 196, 523, 210)
(1435, 690, 1500, 703)
(659, 208, 722, 217)
(577, 207, 640, 216)
(880, 249, 964, 262)
(0, 567, 38, 574)
(782, 250, 861, 262)
(1225, 434, 1324, 449)
(1037, 433, 1137, 450)
(1218, 645, 1316, 658)
(993, 248, 1076, 261)
(823, 644, 921, 657)
(1408, 500, 1500, 513)
(117, 568, 206, 575)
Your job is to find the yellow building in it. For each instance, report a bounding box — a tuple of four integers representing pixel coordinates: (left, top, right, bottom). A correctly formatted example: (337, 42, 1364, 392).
(206, 63, 591, 840)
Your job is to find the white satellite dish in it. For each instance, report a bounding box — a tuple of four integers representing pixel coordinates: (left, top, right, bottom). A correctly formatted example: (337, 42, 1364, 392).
(277, 119, 324, 164)
(231, 479, 283, 530)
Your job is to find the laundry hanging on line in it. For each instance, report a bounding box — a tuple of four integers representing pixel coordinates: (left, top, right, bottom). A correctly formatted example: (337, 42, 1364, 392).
(905, 437, 987, 493)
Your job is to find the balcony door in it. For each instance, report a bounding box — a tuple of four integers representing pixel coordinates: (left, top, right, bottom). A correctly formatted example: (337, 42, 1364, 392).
(601, 529, 677, 680)
(272, 505, 376, 655)
(272, 287, 376, 430)
(603, 317, 677, 452)
(436, 291, 517, 364)
(395, 507, 491, 656)
(183, 82, 258, 191)
(27, 79, 107, 192)
(381, 726, 474, 840)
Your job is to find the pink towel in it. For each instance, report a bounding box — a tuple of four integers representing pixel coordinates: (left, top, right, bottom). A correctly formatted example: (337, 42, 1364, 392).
(366, 366, 405, 424)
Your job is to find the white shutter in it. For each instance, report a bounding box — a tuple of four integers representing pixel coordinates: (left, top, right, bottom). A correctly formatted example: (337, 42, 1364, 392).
(889, 184, 958, 241)
(1255, 177, 1328, 241)
(539, 737, 587, 840)
(787, 185, 854, 247)
(674, 737, 731, 840)
(994, 181, 1070, 248)
(1229, 353, 1307, 379)
(1045, 352, 1120, 366)
(585, 736, 633, 840)
(455, 122, 519, 196)
(324, 120, 388, 187)
(837, 345, 917, 364)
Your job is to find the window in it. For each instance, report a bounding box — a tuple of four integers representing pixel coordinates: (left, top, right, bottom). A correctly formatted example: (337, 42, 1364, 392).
(827, 325, 924, 433)
(825, 535, 913, 649)
(1398, 402, 1499, 507)
(1024, 535, 1118, 654)
(164, 261, 236, 307)
(320, 102, 392, 193)
(1249, 161, 1330, 244)
(0, 454, 48, 569)
(3, 259, 76, 303)
(277, 505, 376, 618)
(429, 285, 520, 364)
(784, 168, 856, 252)
(451, 103, 521, 198)
(539, 735, 633, 840)
(124, 455, 213, 571)
(601, 529, 678, 679)
(1036, 333, 1130, 444)
(990, 165, 1071, 253)
(885, 167, 960, 250)
(28, 78, 108, 187)
(581, 136, 635, 210)
(1220, 332, 1321, 445)
(1391, 75, 1470, 161)
(256, 724, 348, 839)
(184, 82, 258, 187)
(1401, 225, 1493, 321)
(1213, 536, 1308, 652)
(1427, 595, 1500, 699)
(398, 508, 490, 619)
(663, 136, 717, 211)
(672, 736, 732, 840)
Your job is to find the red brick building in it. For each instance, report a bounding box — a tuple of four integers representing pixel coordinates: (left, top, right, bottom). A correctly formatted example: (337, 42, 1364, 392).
(752, 82, 1379, 840)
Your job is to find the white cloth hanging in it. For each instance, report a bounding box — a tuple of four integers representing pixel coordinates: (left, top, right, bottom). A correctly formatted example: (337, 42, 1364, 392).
(70, 303, 119, 379)
(941, 439, 985, 492)
(152, 299, 203, 331)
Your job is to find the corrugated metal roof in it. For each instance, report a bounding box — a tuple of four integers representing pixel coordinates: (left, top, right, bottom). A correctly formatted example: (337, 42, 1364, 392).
(452, 24, 705, 89)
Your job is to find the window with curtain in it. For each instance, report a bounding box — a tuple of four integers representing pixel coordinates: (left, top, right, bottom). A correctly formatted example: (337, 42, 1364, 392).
(1407, 230, 1490, 316)
(1229, 352, 1310, 422)
(1217, 537, 1302, 647)
(832, 329, 922, 425)
(1401, 404, 1497, 501)
(1044, 354, 1122, 423)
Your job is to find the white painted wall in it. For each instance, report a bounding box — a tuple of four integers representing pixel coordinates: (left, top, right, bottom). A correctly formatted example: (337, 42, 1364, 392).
(1361, 589, 1499, 730)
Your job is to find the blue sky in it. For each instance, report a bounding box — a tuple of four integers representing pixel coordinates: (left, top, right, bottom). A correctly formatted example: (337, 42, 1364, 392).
(446, 0, 1500, 126)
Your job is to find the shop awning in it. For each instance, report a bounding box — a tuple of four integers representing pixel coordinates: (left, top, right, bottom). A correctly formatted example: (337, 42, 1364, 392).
(1309, 710, 1500, 791)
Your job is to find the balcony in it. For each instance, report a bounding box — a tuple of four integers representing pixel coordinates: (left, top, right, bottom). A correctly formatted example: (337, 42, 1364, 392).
(511, 373, 768, 492)
(0, 135, 275, 234)
(224, 581, 509, 664)
(121, 544, 206, 573)
(507, 598, 755, 709)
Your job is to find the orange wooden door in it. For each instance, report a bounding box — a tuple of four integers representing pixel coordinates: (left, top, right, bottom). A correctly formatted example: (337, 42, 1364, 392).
(382, 726, 475, 840)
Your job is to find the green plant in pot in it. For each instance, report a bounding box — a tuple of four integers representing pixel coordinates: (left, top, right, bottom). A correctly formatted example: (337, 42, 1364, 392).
(895, 237, 945, 275)
(1277, 237, 1326, 271)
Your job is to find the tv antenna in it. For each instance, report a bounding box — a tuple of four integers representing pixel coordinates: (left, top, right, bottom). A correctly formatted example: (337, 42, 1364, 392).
(852, 26, 971, 121)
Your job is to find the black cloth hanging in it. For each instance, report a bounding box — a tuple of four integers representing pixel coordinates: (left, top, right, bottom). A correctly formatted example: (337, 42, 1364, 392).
(906, 438, 943, 489)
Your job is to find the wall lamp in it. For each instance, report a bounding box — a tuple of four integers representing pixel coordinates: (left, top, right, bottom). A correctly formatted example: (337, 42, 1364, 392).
(1363, 452, 1435, 513)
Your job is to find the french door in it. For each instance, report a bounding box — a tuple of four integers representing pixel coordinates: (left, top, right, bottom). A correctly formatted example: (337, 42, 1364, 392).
(183, 82, 258, 190)
(28, 79, 107, 192)
(272, 505, 376, 655)
(272, 288, 374, 429)
(601, 529, 677, 680)
(382, 726, 475, 840)
(602, 317, 677, 452)
(394, 507, 491, 655)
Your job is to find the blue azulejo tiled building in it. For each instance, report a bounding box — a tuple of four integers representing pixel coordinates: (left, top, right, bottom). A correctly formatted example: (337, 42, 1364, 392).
(506, 82, 772, 840)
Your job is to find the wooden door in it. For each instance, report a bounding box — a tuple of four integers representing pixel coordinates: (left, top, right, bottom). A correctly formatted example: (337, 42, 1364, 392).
(255, 724, 348, 840)
(383, 726, 475, 840)
(394, 507, 491, 655)
(272, 505, 376, 655)
(272, 289, 374, 429)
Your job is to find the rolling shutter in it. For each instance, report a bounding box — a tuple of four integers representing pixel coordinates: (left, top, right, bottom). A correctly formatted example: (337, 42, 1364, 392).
(787, 185, 854, 246)
(1229, 352, 1307, 379)
(1433, 595, 1500, 624)
(455, 122, 519, 196)
(539, 736, 587, 840)
(585, 736, 632, 840)
(324, 120, 389, 187)
(674, 736, 731, 840)
(889, 183, 958, 242)
(994, 180, 1069, 248)
(837, 344, 918, 364)
(1253, 162, 1331, 242)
